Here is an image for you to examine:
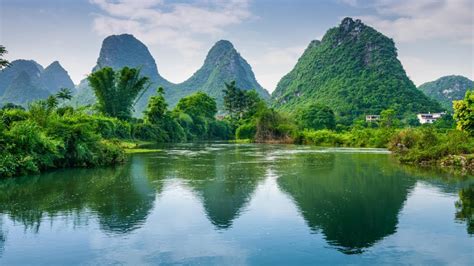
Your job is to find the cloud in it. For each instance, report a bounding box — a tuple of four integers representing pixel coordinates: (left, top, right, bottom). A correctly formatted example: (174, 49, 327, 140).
(89, 0, 252, 55)
(247, 45, 306, 92)
(345, 0, 474, 44)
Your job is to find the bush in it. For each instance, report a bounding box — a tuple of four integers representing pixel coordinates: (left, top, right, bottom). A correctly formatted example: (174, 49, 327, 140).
(389, 128, 474, 164)
(236, 122, 256, 140)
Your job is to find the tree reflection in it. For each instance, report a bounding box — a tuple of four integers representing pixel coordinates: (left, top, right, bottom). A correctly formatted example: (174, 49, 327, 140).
(276, 152, 416, 254)
(0, 156, 156, 234)
(455, 184, 474, 235)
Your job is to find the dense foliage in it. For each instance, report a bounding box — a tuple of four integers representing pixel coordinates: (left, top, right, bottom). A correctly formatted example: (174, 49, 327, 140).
(295, 103, 336, 130)
(419, 75, 473, 111)
(173, 91, 231, 140)
(389, 128, 474, 170)
(88, 67, 150, 120)
(272, 18, 442, 124)
(453, 90, 474, 136)
(0, 96, 125, 177)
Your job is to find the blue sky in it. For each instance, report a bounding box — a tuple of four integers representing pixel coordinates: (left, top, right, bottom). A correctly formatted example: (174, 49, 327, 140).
(1, 0, 473, 92)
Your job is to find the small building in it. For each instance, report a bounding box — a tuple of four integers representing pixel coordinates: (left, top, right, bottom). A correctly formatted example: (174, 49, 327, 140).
(417, 112, 445, 124)
(365, 115, 380, 122)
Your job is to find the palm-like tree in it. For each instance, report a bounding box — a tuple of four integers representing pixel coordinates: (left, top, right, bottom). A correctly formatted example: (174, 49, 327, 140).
(88, 67, 150, 120)
(0, 45, 10, 70)
(56, 88, 73, 101)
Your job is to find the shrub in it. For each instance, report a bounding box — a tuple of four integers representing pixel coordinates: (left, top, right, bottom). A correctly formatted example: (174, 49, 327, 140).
(236, 122, 256, 140)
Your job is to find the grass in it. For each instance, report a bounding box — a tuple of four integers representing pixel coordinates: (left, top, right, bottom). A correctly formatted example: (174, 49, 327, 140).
(118, 140, 162, 154)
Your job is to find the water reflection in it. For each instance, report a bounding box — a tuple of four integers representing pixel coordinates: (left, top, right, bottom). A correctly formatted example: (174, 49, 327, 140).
(275, 152, 417, 254)
(148, 144, 267, 229)
(455, 184, 474, 235)
(0, 156, 156, 234)
(0, 144, 473, 262)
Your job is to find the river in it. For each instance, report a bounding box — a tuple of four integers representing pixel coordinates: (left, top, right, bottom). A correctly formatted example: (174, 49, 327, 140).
(0, 143, 472, 264)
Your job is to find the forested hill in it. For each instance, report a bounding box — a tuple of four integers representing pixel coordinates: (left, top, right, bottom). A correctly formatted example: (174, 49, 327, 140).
(418, 75, 473, 111)
(272, 17, 442, 124)
(169, 40, 270, 108)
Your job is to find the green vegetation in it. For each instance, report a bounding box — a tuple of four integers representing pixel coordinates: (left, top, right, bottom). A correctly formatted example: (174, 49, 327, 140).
(454, 90, 473, 136)
(88, 67, 150, 120)
(295, 103, 336, 130)
(224, 82, 296, 143)
(0, 97, 126, 177)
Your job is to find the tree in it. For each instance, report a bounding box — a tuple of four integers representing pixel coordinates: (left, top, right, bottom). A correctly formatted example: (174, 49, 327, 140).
(454, 90, 474, 135)
(296, 103, 336, 130)
(0, 45, 10, 70)
(379, 108, 398, 128)
(56, 88, 73, 101)
(223, 81, 262, 120)
(1, 103, 24, 110)
(175, 91, 217, 120)
(88, 67, 150, 120)
(46, 95, 59, 110)
(144, 87, 167, 125)
(174, 92, 217, 139)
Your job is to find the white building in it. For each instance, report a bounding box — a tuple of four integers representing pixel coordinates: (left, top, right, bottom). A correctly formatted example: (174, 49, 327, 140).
(417, 112, 445, 124)
(365, 115, 380, 122)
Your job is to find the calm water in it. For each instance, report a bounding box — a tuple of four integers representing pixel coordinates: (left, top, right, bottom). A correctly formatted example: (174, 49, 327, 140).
(0, 144, 473, 265)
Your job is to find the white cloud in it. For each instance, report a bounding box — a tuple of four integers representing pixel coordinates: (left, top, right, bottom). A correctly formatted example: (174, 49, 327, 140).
(247, 45, 306, 92)
(351, 0, 474, 44)
(90, 0, 252, 56)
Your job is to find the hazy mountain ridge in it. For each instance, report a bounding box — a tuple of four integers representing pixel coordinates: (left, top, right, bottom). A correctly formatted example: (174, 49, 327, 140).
(272, 17, 442, 123)
(418, 75, 473, 111)
(0, 59, 74, 106)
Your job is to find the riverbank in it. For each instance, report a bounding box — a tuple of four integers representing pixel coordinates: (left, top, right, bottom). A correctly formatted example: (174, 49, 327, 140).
(388, 128, 474, 175)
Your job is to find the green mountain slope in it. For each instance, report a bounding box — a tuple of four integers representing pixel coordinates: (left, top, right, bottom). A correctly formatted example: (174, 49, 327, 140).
(418, 75, 473, 111)
(169, 40, 269, 108)
(272, 17, 442, 123)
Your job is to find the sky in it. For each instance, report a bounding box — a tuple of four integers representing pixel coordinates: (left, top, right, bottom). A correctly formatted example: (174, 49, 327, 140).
(0, 0, 473, 93)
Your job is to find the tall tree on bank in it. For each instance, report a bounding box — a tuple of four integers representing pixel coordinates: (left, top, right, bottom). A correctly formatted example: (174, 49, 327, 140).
(88, 67, 150, 120)
(144, 87, 167, 125)
(0, 45, 10, 70)
(223, 81, 262, 120)
(454, 90, 474, 136)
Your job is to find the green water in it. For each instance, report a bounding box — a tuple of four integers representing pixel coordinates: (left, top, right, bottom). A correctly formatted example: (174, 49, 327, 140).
(0, 144, 473, 265)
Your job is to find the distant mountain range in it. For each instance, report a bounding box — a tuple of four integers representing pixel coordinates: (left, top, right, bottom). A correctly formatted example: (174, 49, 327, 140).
(0, 60, 74, 106)
(72, 34, 269, 115)
(272, 17, 442, 123)
(418, 75, 473, 111)
(2, 17, 471, 120)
